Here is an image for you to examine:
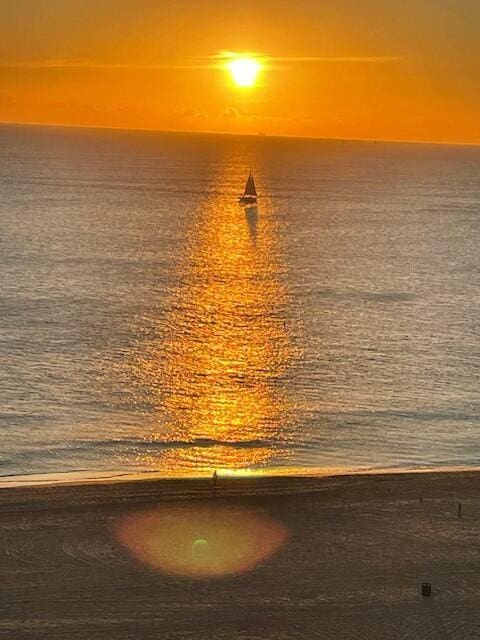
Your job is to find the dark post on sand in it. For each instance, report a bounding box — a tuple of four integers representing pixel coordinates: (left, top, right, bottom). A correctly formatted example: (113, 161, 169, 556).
(421, 582, 432, 597)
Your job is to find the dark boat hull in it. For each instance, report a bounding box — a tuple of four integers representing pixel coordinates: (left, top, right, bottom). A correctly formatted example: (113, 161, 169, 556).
(239, 196, 257, 205)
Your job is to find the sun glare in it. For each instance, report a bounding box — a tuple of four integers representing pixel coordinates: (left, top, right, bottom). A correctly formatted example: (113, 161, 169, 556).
(228, 58, 261, 87)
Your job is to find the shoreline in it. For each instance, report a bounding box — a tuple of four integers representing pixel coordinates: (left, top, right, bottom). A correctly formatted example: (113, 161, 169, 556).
(2, 466, 480, 511)
(1, 462, 479, 490)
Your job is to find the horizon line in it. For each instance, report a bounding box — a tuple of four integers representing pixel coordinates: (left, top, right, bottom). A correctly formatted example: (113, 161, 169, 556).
(0, 119, 479, 148)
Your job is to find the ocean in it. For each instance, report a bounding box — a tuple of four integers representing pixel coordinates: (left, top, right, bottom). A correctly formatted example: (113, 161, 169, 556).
(1, 123, 479, 479)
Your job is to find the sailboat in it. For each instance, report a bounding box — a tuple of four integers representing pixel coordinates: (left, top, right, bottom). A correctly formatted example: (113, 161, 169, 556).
(239, 172, 257, 204)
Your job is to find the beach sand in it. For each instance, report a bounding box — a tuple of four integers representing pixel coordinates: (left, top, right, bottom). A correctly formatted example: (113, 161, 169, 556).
(2, 470, 480, 639)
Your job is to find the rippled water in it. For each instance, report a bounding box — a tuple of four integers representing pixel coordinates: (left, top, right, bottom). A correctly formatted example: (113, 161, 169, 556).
(1, 124, 479, 478)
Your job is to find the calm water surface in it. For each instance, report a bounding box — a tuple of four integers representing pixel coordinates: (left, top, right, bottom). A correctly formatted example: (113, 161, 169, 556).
(1, 124, 479, 478)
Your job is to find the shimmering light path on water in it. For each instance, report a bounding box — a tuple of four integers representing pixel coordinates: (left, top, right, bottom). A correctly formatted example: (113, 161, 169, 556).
(130, 174, 299, 473)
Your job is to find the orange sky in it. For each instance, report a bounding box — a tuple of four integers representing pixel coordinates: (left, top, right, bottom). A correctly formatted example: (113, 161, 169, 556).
(0, 0, 479, 144)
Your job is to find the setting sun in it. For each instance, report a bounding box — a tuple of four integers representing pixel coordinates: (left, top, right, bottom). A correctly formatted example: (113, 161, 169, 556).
(227, 58, 261, 87)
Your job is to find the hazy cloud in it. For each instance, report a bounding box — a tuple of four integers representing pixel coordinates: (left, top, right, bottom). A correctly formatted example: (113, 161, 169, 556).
(221, 107, 261, 120)
(0, 54, 401, 72)
(0, 90, 15, 106)
(210, 51, 401, 64)
(221, 107, 241, 120)
(220, 107, 315, 126)
(270, 56, 401, 63)
(178, 107, 208, 119)
(0, 59, 212, 70)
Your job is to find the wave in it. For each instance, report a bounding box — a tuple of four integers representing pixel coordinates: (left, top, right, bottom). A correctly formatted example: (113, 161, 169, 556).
(0, 436, 291, 468)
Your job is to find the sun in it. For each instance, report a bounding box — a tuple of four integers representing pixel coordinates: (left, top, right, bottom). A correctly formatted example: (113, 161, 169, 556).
(227, 58, 261, 87)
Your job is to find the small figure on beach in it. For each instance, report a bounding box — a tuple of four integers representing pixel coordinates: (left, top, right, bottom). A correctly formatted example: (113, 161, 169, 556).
(212, 470, 218, 487)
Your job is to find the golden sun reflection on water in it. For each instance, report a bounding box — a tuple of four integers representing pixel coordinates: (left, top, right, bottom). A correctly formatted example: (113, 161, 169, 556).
(116, 503, 287, 578)
(133, 181, 298, 473)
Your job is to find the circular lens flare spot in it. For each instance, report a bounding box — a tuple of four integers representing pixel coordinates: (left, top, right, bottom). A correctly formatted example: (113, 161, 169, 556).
(115, 503, 287, 578)
(191, 538, 210, 564)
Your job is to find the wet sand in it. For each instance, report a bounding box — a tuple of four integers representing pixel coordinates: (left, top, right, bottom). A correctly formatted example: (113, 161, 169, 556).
(2, 470, 480, 639)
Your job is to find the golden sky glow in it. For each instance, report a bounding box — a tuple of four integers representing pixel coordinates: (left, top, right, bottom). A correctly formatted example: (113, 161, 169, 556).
(0, 1, 479, 143)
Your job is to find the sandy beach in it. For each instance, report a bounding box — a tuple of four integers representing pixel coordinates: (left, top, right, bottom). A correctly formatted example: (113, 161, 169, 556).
(2, 470, 480, 639)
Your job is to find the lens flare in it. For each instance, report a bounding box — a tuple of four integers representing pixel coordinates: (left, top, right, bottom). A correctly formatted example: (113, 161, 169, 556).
(115, 503, 287, 578)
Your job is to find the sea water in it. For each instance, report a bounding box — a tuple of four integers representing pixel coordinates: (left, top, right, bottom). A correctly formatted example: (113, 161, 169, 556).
(1, 124, 479, 478)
